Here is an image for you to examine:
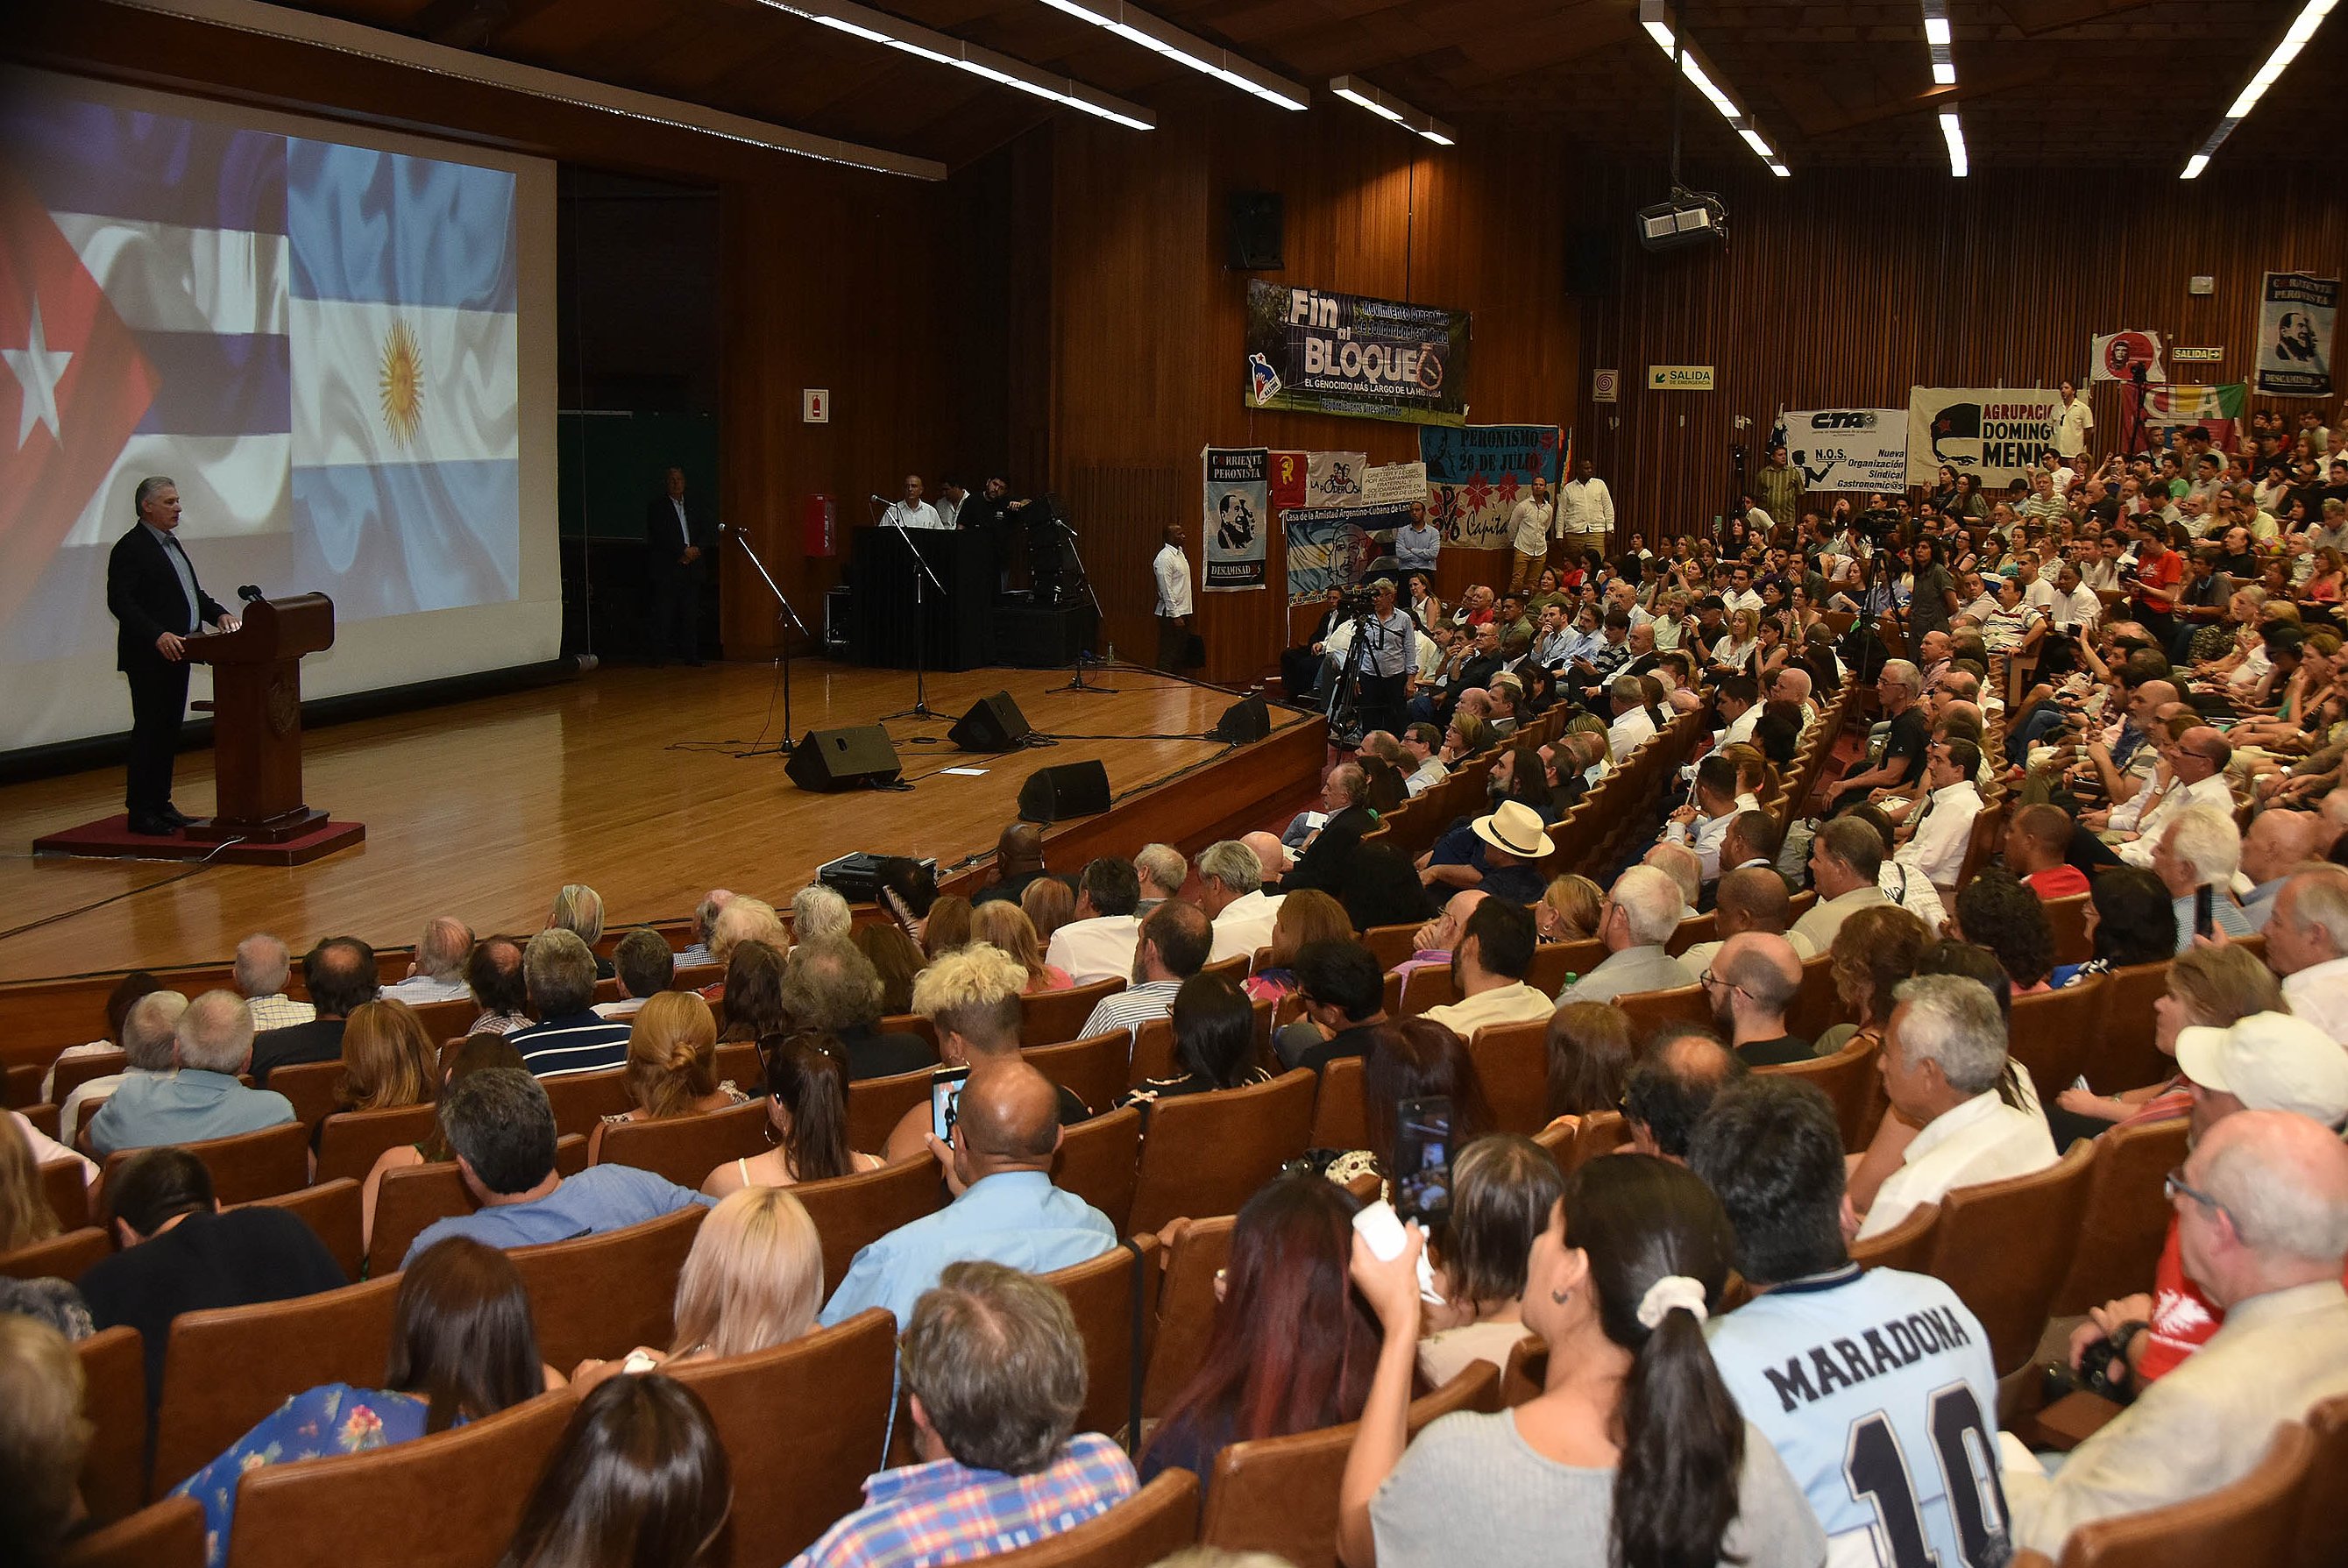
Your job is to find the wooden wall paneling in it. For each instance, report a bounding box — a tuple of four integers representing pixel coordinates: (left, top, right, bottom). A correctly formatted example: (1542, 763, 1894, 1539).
(1575, 162, 2348, 543)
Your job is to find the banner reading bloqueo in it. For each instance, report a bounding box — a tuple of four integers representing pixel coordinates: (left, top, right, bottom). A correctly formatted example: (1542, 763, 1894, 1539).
(1905, 389, 2059, 489)
(1244, 280, 1470, 427)
(1201, 446, 1267, 592)
(1418, 424, 1564, 550)
(1777, 408, 1907, 493)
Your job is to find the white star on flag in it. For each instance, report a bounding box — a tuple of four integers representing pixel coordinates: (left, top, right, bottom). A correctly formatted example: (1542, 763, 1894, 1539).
(4, 298, 72, 450)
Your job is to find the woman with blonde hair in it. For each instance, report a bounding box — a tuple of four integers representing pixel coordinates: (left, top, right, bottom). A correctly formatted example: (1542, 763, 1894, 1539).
(546, 883, 612, 980)
(703, 1034, 883, 1197)
(1533, 873, 1602, 944)
(1019, 876, 1076, 947)
(1710, 606, 1760, 676)
(1245, 889, 1355, 1004)
(0, 1113, 62, 1254)
(1719, 741, 1776, 807)
(573, 1187, 825, 1385)
(969, 899, 1072, 992)
(337, 998, 438, 1116)
(591, 993, 747, 1159)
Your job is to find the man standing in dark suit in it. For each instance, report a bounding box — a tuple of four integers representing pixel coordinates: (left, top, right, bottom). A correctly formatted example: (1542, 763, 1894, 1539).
(106, 477, 234, 836)
(643, 465, 716, 665)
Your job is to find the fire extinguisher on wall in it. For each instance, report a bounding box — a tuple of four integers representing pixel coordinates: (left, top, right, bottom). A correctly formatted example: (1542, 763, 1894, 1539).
(803, 494, 836, 558)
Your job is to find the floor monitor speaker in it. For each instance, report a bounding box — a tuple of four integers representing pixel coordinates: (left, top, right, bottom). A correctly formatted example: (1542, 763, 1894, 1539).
(1018, 760, 1111, 823)
(1211, 695, 1271, 745)
(948, 691, 1033, 752)
(786, 726, 903, 792)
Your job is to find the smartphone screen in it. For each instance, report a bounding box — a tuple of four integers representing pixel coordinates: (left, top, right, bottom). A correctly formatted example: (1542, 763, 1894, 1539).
(1392, 1096, 1455, 1228)
(930, 1065, 972, 1144)
(2195, 886, 2216, 939)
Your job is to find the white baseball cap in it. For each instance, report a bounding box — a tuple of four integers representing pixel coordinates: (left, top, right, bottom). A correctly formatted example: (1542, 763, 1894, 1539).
(2175, 1011, 2348, 1126)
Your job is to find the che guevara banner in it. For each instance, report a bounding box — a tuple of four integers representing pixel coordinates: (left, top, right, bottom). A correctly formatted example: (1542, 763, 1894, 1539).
(1244, 280, 1470, 427)
(1201, 446, 1267, 592)
(1283, 501, 1414, 604)
(1905, 388, 2060, 490)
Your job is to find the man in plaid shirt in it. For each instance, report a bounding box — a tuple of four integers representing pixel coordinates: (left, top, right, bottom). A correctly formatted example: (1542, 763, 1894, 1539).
(794, 1261, 1137, 1567)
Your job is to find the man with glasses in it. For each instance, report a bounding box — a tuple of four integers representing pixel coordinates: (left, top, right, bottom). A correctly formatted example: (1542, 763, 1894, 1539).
(1826, 660, 1928, 815)
(1700, 933, 1810, 1066)
(2005, 1106, 2348, 1557)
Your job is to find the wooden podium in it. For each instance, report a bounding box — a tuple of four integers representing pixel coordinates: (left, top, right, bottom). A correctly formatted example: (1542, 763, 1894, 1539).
(181, 593, 356, 853)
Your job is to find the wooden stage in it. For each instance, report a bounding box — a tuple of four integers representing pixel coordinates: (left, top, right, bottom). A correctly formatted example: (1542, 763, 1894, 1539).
(0, 660, 1320, 995)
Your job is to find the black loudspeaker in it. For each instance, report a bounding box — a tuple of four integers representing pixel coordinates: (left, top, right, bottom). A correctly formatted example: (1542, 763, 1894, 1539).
(1228, 190, 1284, 270)
(948, 691, 1033, 752)
(1564, 223, 1617, 297)
(785, 726, 902, 791)
(1018, 760, 1111, 823)
(1211, 695, 1271, 744)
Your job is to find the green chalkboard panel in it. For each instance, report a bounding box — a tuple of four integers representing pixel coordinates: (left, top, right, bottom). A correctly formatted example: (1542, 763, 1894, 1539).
(557, 410, 719, 540)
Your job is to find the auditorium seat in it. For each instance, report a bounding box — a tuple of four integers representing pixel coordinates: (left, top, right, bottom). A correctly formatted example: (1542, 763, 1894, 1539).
(5, 1061, 40, 1108)
(404, 997, 477, 1043)
(1849, 1201, 1939, 1274)
(2087, 961, 2173, 1091)
(23, 1101, 61, 1139)
(60, 1496, 203, 1568)
(845, 1063, 931, 1154)
(1784, 954, 1844, 1043)
(152, 1274, 401, 1499)
(1526, 937, 1605, 996)
(315, 1101, 438, 1186)
(538, 1067, 636, 1139)
(74, 1325, 147, 1526)
(1926, 1139, 2097, 1377)
(1200, 953, 1250, 986)
(1198, 1364, 1500, 1568)
(507, 1204, 707, 1372)
(1465, 1020, 1549, 1135)
(52, 1048, 127, 1103)
(1144, 1215, 1233, 1418)
(1125, 1018, 1175, 1087)
(40, 1157, 89, 1231)
(1613, 983, 1713, 1039)
(668, 1309, 899, 1568)
(1666, 911, 1717, 955)
(2050, 1117, 2191, 1316)
(876, 1011, 940, 1053)
(713, 1039, 762, 1094)
(1532, 1116, 1574, 1170)
(2043, 893, 2094, 967)
(1128, 1070, 1315, 1234)
(1023, 978, 1125, 1047)
(1358, 922, 1422, 968)
(1397, 966, 1458, 1017)
(245, 1177, 365, 1281)
(1039, 1236, 1160, 1449)
(1308, 1056, 1368, 1151)
(1565, 1110, 1630, 1168)
(1028, 1029, 1131, 1111)
(589, 1098, 771, 1187)
(0, 1225, 110, 1283)
(226, 1387, 578, 1568)
(98, 1121, 309, 1209)
(2008, 978, 2105, 1097)
(266, 1059, 346, 1132)
(981, 1469, 1200, 1567)
(2005, 1422, 2313, 1568)
(1755, 1033, 1881, 1152)
(791, 1154, 945, 1295)
(365, 1133, 587, 1276)
(2295, 1393, 2348, 1568)
(1498, 1332, 1546, 1408)
(1052, 1104, 1142, 1234)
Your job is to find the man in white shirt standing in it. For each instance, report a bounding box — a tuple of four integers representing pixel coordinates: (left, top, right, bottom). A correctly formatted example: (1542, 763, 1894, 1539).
(886, 473, 945, 529)
(1153, 521, 1194, 671)
(1557, 457, 1613, 552)
(2054, 379, 2094, 464)
(1854, 976, 2059, 1242)
(1197, 840, 1282, 964)
(1506, 475, 1555, 597)
(1892, 738, 1984, 890)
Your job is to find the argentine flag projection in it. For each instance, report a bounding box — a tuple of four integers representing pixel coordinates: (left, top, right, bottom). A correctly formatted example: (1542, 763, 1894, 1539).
(287, 143, 521, 615)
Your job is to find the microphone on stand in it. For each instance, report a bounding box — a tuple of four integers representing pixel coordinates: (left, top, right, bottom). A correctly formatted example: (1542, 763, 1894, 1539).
(870, 494, 890, 505)
(237, 585, 264, 604)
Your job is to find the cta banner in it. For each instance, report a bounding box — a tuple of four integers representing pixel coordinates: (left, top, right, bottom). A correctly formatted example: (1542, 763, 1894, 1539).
(1201, 446, 1268, 592)
(1283, 501, 1412, 604)
(1244, 280, 1471, 427)
(2091, 330, 2166, 383)
(1777, 408, 1908, 493)
(1418, 423, 1564, 551)
(2255, 272, 2337, 398)
(1905, 388, 2060, 490)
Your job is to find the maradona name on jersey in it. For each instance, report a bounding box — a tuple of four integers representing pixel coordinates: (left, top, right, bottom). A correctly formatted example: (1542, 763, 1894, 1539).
(1758, 1306, 1978, 1412)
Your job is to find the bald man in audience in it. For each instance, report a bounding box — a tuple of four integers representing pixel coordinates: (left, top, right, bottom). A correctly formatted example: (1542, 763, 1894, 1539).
(822, 1058, 1117, 1329)
(1680, 867, 1814, 977)
(1703, 932, 1810, 1065)
(2004, 1110, 2348, 1557)
(1241, 829, 1292, 885)
(2238, 811, 2322, 928)
(1621, 1026, 1746, 1161)
(383, 916, 477, 1004)
(2004, 803, 2089, 899)
(972, 823, 1047, 906)
(233, 933, 313, 1032)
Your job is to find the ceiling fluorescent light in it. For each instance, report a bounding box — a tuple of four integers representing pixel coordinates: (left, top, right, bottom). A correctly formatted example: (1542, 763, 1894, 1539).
(1920, 3, 1956, 87)
(1039, 0, 1309, 110)
(763, 0, 1156, 129)
(1923, 14, 1951, 46)
(1636, 0, 1785, 173)
(1933, 61, 1956, 85)
(1939, 110, 1968, 176)
(1329, 74, 1458, 145)
(2181, 0, 2337, 177)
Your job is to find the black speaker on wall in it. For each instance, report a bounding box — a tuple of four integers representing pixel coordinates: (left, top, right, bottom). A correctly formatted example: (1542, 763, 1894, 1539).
(948, 691, 1033, 752)
(786, 726, 902, 791)
(1211, 695, 1271, 745)
(1018, 760, 1112, 823)
(1228, 190, 1284, 271)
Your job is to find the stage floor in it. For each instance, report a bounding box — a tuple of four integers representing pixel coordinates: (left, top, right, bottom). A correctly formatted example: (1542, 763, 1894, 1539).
(0, 660, 1309, 983)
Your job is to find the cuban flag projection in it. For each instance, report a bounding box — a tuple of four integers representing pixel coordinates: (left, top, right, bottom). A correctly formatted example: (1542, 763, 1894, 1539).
(0, 82, 520, 654)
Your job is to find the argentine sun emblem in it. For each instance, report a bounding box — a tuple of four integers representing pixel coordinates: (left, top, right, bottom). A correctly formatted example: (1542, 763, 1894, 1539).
(379, 319, 424, 445)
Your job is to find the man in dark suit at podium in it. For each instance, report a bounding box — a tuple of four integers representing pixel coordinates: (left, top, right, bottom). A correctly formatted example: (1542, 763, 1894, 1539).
(107, 477, 236, 836)
(644, 465, 716, 664)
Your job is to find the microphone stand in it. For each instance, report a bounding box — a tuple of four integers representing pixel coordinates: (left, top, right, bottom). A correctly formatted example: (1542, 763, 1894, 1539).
(726, 527, 812, 752)
(1051, 514, 1117, 694)
(878, 500, 947, 722)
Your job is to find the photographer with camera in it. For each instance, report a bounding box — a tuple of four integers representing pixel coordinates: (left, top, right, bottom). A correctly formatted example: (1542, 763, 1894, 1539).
(1328, 577, 1416, 743)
